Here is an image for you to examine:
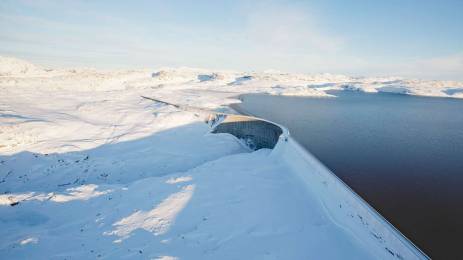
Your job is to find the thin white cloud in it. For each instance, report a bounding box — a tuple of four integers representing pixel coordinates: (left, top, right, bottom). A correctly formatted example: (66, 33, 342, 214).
(348, 52, 463, 80)
(241, 3, 344, 53)
(414, 53, 463, 76)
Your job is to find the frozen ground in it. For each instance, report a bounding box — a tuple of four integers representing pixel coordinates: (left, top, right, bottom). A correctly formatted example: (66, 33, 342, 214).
(0, 56, 443, 259)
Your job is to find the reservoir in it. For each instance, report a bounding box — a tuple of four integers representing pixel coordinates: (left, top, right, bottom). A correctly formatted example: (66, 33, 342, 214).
(232, 91, 463, 259)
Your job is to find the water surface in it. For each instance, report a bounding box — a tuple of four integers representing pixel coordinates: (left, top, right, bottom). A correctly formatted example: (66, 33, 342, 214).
(233, 91, 463, 259)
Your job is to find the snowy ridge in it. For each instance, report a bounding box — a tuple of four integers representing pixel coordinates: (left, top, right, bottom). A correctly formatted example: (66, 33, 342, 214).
(1, 56, 462, 100)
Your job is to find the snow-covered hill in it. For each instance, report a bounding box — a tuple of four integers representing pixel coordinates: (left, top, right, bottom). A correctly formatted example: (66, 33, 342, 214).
(0, 56, 462, 99)
(0, 56, 448, 259)
(0, 56, 46, 77)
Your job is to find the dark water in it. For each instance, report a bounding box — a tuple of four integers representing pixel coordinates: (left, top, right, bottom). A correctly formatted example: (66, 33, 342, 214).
(233, 91, 463, 259)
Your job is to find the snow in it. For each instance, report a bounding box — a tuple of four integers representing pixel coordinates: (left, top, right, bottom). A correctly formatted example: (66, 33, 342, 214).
(0, 56, 44, 77)
(0, 184, 112, 205)
(0, 56, 434, 259)
(19, 237, 38, 245)
(104, 184, 195, 239)
(0, 148, 381, 259)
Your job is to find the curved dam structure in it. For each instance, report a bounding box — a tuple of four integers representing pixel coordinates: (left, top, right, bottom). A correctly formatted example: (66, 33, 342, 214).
(210, 113, 429, 260)
(211, 114, 284, 150)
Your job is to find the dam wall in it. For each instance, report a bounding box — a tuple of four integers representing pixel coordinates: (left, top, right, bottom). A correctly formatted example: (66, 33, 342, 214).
(211, 114, 283, 150)
(211, 113, 428, 260)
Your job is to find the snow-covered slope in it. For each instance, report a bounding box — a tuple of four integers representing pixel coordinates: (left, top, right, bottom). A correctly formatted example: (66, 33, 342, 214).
(1, 56, 462, 100)
(0, 56, 46, 77)
(0, 57, 441, 259)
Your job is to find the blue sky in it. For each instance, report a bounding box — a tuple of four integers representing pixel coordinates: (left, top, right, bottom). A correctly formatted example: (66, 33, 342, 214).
(1, 0, 462, 80)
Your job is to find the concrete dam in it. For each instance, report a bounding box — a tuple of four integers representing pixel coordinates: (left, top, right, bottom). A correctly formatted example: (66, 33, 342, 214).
(209, 113, 429, 260)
